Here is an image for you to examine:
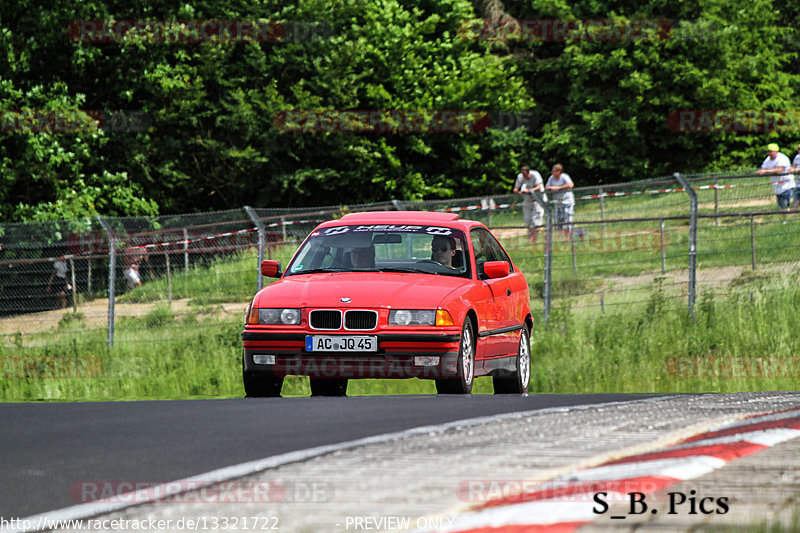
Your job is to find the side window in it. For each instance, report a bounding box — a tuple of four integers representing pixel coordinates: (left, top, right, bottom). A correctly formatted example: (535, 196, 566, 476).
(470, 228, 512, 277)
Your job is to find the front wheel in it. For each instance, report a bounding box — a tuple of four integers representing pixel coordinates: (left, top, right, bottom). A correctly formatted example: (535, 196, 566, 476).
(436, 319, 475, 394)
(493, 326, 531, 394)
(310, 378, 348, 397)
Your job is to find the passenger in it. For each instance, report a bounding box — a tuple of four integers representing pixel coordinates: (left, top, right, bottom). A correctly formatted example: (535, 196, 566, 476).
(350, 245, 375, 268)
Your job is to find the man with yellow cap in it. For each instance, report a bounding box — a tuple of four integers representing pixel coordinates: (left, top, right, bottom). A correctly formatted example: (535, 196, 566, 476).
(757, 143, 794, 210)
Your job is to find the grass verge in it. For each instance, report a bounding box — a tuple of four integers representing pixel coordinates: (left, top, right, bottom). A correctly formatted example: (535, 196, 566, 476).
(1, 275, 798, 401)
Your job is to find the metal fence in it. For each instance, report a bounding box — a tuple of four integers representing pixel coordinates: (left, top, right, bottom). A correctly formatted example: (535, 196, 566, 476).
(0, 169, 797, 353)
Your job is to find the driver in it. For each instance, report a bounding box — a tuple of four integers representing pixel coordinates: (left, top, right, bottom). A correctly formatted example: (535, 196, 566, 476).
(430, 236, 456, 268)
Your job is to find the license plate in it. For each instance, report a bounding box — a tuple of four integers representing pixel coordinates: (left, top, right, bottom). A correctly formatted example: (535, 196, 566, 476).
(305, 335, 377, 352)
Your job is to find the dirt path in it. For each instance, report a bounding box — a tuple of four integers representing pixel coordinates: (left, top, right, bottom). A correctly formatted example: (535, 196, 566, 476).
(0, 298, 246, 337)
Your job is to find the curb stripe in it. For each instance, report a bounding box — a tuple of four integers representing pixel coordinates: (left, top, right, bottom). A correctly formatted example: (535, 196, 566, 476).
(603, 441, 765, 465)
(419, 406, 800, 533)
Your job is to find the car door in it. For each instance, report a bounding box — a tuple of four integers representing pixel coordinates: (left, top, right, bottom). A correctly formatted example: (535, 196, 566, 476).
(469, 228, 519, 358)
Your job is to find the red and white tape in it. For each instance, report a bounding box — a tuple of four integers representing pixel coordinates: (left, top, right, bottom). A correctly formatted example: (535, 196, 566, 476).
(129, 227, 257, 252)
(576, 184, 734, 201)
(416, 406, 800, 532)
(440, 184, 739, 213)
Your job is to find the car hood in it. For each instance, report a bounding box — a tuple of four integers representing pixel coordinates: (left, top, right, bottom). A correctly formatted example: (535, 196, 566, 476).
(253, 272, 470, 309)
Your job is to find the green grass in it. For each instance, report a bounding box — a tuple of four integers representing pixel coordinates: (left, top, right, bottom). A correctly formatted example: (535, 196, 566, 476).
(1, 272, 798, 401)
(531, 275, 800, 393)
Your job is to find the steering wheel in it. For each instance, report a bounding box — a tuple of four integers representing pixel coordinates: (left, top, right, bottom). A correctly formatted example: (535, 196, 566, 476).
(416, 259, 444, 266)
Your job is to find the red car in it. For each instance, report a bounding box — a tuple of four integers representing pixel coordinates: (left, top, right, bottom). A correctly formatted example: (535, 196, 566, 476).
(242, 211, 532, 397)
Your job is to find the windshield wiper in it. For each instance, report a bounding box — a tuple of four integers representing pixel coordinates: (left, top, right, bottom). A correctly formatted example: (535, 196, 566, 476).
(376, 266, 429, 274)
(288, 267, 351, 275)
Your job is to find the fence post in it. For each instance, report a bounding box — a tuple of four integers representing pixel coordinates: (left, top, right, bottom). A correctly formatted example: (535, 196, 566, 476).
(481, 196, 496, 226)
(97, 216, 116, 348)
(87, 258, 92, 295)
(165, 252, 172, 305)
(599, 186, 605, 234)
(714, 178, 719, 226)
(674, 173, 697, 323)
(570, 230, 577, 273)
(183, 228, 189, 272)
(660, 219, 666, 275)
(532, 191, 552, 323)
(750, 215, 756, 270)
(244, 206, 266, 291)
(69, 257, 77, 313)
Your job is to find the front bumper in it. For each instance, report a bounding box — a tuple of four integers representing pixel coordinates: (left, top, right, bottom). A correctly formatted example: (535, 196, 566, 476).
(242, 330, 461, 379)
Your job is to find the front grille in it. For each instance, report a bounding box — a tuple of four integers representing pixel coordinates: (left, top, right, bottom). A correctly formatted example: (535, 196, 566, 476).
(344, 310, 378, 331)
(309, 310, 342, 330)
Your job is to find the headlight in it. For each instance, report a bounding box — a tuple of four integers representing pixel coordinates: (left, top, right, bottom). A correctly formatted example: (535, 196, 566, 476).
(389, 309, 437, 326)
(257, 308, 301, 325)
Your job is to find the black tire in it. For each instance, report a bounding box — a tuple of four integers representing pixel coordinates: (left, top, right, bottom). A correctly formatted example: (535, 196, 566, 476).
(436, 319, 475, 394)
(242, 356, 283, 398)
(493, 326, 531, 395)
(310, 378, 348, 397)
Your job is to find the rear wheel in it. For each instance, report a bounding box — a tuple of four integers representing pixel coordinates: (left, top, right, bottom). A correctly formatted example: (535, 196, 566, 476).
(436, 319, 475, 394)
(243, 355, 283, 397)
(310, 378, 348, 397)
(493, 326, 530, 394)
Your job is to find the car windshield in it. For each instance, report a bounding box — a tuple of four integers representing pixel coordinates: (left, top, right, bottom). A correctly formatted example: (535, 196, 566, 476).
(285, 224, 470, 278)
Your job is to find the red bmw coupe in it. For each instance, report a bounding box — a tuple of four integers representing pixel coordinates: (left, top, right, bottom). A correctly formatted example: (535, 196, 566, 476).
(242, 211, 532, 397)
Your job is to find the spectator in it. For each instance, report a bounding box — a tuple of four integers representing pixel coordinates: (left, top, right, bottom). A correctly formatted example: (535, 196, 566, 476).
(513, 166, 545, 245)
(545, 163, 575, 241)
(430, 236, 457, 268)
(122, 247, 152, 289)
(757, 143, 794, 210)
(791, 143, 800, 210)
(47, 259, 71, 309)
(350, 245, 375, 268)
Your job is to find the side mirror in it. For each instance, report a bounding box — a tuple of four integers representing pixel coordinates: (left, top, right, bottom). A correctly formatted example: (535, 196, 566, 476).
(483, 261, 510, 279)
(260, 260, 282, 278)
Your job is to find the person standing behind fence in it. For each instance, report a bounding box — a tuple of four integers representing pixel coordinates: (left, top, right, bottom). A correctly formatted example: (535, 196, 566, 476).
(122, 247, 152, 289)
(790, 143, 800, 211)
(757, 143, 794, 211)
(512, 165, 545, 245)
(545, 163, 575, 241)
(47, 259, 70, 309)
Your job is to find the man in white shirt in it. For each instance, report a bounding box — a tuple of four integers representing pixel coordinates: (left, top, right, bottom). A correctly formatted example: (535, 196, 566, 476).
(790, 143, 800, 210)
(545, 164, 575, 241)
(513, 166, 545, 245)
(757, 143, 794, 210)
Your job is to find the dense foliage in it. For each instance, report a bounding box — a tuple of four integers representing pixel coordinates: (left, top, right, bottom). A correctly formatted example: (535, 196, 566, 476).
(1, 0, 798, 221)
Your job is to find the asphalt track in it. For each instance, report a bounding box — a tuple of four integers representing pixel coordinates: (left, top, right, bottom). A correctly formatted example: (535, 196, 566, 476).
(0, 393, 661, 519)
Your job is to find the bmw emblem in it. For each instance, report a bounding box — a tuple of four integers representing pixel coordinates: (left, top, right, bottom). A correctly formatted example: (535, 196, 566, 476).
(341, 297, 351, 303)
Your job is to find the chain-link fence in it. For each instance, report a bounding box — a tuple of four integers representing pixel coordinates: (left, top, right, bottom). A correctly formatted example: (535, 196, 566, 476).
(1, 169, 796, 358)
